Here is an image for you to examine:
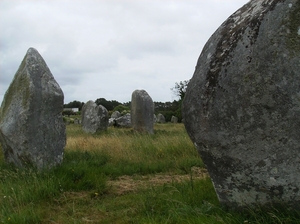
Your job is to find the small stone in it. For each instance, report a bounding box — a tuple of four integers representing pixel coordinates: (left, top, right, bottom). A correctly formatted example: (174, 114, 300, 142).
(171, 116, 178, 123)
(156, 113, 166, 123)
(111, 111, 121, 119)
(114, 113, 131, 128)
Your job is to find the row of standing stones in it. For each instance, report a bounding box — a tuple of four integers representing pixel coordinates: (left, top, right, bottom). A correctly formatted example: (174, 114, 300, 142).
(0, 48, 171, 169)
(0, 0, 299, 210)
(80, 96, 174, 134)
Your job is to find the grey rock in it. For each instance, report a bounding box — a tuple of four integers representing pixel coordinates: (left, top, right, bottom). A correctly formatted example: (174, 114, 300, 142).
(156, 113, 166, 123)
(0, 48, 66, 169)
(131, 90, 154, 134)
(114, 113, 131, 128)
(108, 118, 115, 127)
(81, 101, 108, 133)
(109, 111, 130, 127)
(111, 111, 121, 119)
(74, 118, 81, 124)
(183, 0, 300, 209)
(171, 116, 178, 123)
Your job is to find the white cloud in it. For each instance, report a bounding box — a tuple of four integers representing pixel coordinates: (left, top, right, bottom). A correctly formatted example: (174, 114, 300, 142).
(0, 0, 249, 104)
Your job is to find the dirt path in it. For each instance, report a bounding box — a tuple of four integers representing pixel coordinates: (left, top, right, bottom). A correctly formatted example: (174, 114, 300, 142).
(107, 167, 208, 195)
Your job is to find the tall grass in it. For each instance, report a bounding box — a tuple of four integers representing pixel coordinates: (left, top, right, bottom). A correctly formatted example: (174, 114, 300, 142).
(0, 123, 299, 223)
(66, 123, 203, 177)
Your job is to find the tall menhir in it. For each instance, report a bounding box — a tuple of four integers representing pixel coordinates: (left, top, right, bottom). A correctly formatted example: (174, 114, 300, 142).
(131, 89, 154, 134)
(0, 48, 66, 170)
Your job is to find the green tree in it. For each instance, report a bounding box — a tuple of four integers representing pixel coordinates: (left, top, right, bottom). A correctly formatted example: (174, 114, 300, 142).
(95, 98, 122, 111)
(64, 100, 84, 111)
(171, 80, 190, 100)
(170, 80, 190, 121)
(154, 100, 182, 122)
(113, 105, 130, 115)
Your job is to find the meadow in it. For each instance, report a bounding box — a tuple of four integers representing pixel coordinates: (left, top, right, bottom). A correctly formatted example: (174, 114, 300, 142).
(0, 123, 299, 223)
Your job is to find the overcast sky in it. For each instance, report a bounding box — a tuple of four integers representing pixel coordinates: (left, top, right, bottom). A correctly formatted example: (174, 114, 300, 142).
(0, 0, 249, 104)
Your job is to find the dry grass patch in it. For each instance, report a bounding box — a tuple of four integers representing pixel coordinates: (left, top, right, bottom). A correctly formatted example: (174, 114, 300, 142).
(65, 124, 198, 164)
(107, 167, 208, 195)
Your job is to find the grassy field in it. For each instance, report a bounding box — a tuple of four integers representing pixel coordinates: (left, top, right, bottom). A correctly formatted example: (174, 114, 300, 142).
(0, 123, 299, 223)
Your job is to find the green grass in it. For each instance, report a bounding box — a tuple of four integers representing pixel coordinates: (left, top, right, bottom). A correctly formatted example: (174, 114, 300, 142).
(0, 123, 299, 223)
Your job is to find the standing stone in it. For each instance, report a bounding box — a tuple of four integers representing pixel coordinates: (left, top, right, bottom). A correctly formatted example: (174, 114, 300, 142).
(156, 113, 166, 123)
(0, 48, 66, 169)
(131, 90, 154, 134)
(171, 116, 178, 123)
(81, 100, 108, 133)
(183, 0, 300, 209)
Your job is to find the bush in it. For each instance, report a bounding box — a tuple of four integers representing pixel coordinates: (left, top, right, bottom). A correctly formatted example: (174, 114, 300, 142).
(113, 105, 130, 113)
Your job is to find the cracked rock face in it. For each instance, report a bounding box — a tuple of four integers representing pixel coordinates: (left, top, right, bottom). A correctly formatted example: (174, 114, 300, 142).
(0, 48, 66, 170)
(183, 0, 300, 209)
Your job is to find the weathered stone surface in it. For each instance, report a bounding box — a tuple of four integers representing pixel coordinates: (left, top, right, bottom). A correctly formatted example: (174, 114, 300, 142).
(171, 116, 178, 123)
(81, 101, 108, 133)
(131, 90, 154, 134)
(183, 0, 300, 209)
(0, 48, 66, 169)
(114, 113, 131, 128)
(156, 113, 166, 123)
(111, 111, 121, 119)
(109, 111, 130, 127)
(108, 118, 115, 127)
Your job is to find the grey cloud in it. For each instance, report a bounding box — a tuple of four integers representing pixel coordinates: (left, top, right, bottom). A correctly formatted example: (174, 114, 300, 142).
(0, 0, 249, 104)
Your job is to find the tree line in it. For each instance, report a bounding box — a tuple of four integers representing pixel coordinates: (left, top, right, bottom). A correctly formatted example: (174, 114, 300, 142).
(64, 80, 189, 122)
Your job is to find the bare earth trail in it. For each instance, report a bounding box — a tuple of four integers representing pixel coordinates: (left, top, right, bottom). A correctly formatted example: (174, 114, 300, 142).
(58, 167, 208, 203)
(107, 167, 208, 195)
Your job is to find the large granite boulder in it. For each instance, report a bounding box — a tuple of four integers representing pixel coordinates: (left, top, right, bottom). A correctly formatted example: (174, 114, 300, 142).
(131, 90, 154, 134)
(0, 48, 66, 169)
(81, 101, 109, 133)
(183, 0, 300, 209)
